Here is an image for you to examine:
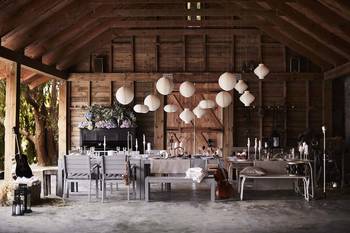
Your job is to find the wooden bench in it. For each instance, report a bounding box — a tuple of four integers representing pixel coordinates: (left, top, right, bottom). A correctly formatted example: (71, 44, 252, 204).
(145, 176, 217, 202)
(239, 174, 310, 201)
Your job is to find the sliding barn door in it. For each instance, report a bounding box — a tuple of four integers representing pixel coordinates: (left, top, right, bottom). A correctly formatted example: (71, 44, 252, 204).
(165, 83, 223, 155)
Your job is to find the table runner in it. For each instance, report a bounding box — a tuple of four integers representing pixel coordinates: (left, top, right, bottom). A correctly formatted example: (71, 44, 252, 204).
(150, 159, 191, 174)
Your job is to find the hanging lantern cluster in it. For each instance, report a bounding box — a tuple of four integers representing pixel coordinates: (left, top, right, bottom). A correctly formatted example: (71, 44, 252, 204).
(179, 108, 195, 124)
(156, 75, 174, 95)
(217, 71, 255, 107)
(179, 81, 195, 98)
(133, 104, 149, 114)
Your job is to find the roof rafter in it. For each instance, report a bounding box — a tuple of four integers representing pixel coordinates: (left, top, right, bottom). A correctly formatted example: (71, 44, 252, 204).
(1, 0, 100, 51)
(0, 0, 74, 37)
(236, 1, 346, 66)
(0, 46, 68, 79)
(24, 5, 113, 59)
(263, 0, 350, 60)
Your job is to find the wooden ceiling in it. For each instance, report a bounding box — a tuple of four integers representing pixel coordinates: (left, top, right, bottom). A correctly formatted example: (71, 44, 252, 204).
(0, 0, 349, 83)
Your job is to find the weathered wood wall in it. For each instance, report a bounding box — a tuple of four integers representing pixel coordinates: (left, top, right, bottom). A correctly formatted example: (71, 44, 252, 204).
(68, 31, 325, 153)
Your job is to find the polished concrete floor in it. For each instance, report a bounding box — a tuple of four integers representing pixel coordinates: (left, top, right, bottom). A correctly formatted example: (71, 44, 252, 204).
(0, 182, 350, 233)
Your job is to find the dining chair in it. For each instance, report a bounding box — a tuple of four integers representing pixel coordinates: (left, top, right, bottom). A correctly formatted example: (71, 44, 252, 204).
(101, 155, 135, 202)
(63, 155, 98, 201)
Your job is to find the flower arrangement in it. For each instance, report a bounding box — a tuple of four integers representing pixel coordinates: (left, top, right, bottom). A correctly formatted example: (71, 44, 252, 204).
(78, 103, 136, 130)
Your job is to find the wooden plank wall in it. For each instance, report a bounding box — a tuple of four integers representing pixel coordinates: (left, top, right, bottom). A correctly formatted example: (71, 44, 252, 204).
(70, 30, 324, 152)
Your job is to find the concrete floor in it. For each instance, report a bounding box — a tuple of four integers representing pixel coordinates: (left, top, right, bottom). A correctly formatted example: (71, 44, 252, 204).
(0, 182, 350, 233)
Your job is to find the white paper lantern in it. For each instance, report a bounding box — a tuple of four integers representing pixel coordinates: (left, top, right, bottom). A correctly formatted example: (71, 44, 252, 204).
(144, 94, 160, 111)
(234, 80, 248, 94)
(218, 72, 237, 91)
(199, 100, 216, 109)
(193, 105, 206, 118)
(239, 90, 255, 107)
(179, 81, 195, 98)
(156, 76, 174, 95)
(215, 91, 232, 108)
(164, 104, 178, 113)
(179, 108, 195, 124)
(254, 63, 270, 80)
(115, 86, 134, 105)
(133, 104, 149, 113)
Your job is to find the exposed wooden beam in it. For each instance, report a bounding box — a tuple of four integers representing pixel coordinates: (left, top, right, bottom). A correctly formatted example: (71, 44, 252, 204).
(56, 29, 118, 70)
(24, 5, 112, 59)
(28, 76, 51, 90)
(264, 0, 350, 60)
(1, 0, 99, 51)
(0, 46, 68, 79)
(69, 72, 323, 82)
(237, 1, 347, 66)
(105, 18, 271, 28)
(0, 0, 74, 37)
(257, 26, 332, 70)
(100, 8, 275, 18)
(0, 0, 31, 19)
(319, 0, 350, 21)
(109, 28, 260, 36)
(42, 19, 114, 66)
(324, 61, 350, 80)
(289, 0, 350, 41)
(22, 73, 41, 84)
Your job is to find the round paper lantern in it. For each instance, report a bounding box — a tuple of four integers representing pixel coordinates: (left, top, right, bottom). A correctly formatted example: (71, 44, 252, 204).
(115, 86, 134, 105)
(215, 91, 232, 108)
(144, 94, 160, 111)
(193, 105, 206, 118)
(234, 80, 248, 94)
(239, 90, 255, 107)
(254, 63, 270, 80)
(199, 100, 216, 109)
(218, 72, 237, 91)
(133, 104, 149, 113)
(156, 76, 174, 95)
(179, 81, 195, 98)
(164, 104, 178, 113)
(179, 108, 195, 124)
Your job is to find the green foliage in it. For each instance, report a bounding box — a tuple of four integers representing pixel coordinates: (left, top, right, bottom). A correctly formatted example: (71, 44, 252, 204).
(0, 78, 59, 167)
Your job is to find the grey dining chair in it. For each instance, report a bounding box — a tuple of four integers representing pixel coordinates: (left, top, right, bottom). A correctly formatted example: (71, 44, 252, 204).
(101, 155, 135, 202)
(63, 155, 98, 201)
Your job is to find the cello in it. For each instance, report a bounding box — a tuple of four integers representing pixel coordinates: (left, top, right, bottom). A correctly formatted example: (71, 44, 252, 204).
(214, 157, 234, 199)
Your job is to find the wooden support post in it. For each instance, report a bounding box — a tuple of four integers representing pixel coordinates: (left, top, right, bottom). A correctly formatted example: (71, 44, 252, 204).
(154, 94, 165, 149)
(131, 36, 135, 72)
(283, 81, 288, 147)
(203, 35, 207, 72)
(155, 36, 159, 72)
(57, 81, 69, 196)
(223, 90, 234, 158)
(4, 61, 20, 181)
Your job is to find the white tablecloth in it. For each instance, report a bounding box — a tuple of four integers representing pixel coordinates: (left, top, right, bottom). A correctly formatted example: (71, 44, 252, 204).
(150, 159, 191, 174)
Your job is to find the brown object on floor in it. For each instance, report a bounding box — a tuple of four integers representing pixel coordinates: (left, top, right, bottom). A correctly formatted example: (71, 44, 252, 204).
(214, 167, 234, 199)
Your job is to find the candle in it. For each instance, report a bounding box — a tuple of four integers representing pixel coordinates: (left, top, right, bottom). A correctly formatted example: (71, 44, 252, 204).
(103, 136, 106, 146)
(135, 138, 138, 149)
(247, 138, 250, 148)
(147, 142, 151, 152)
(258, 140, 261, 150)
(254, 138, 257, 150)
(143, 134, 146, 144)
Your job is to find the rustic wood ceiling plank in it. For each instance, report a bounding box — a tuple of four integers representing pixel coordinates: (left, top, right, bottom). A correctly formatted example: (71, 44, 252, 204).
(56, 29, 117, 70)
(42, 19, 115, 66)
(319, 0, 350, 21)
(0, 0, 74, 38)
(289, 0, 350, 41)
(28, 76, 51, 89)
(236, 1, 346, 66)
(24, 5, 113, 59)
(2, 0, 100, 51)
(264, 0, 350, 60)
(0, 0, 31, 19)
